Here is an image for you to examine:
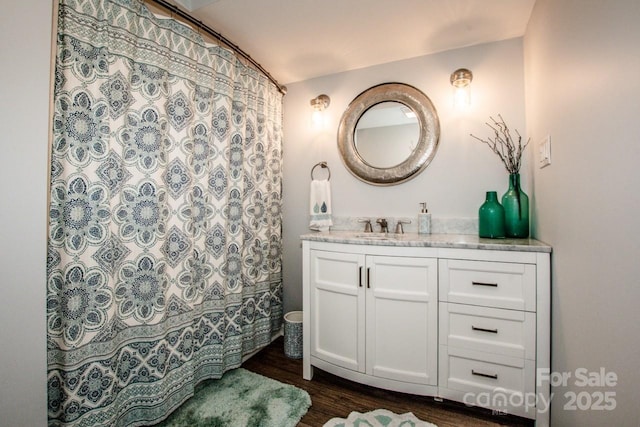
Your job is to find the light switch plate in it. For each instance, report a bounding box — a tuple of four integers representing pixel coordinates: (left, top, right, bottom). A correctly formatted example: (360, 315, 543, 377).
(539, 135, 551, 168)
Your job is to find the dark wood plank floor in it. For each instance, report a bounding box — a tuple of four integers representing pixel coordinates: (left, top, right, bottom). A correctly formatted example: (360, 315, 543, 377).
(242, 337, 534, 427)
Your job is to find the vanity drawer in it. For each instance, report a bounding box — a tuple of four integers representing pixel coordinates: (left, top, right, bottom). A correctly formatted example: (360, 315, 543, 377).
(439, 259, 536, 311)
(439, 345, 535, 416)
(439, 303, 535, 359)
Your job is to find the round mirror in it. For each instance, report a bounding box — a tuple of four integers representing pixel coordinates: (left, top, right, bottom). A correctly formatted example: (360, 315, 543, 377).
(338, 83, 440, 185)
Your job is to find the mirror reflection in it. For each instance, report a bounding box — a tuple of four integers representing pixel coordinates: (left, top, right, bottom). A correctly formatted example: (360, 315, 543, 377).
(354, 102, 419, 168)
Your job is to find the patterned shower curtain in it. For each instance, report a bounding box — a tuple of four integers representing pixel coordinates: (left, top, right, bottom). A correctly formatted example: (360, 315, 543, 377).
(46, 0, 283, 425)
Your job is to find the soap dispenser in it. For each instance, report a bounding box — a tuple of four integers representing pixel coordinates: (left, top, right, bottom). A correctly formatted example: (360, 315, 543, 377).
(418, 202, 431, 234)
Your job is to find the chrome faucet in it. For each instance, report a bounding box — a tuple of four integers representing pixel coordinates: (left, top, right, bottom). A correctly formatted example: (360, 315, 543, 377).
(359, 219, 373, 233)
(376, 218, 388, 233)
(395, 219, 411, 234)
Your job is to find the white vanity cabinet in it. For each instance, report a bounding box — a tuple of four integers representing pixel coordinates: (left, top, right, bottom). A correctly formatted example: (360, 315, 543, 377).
(302, 233, 551, 426)
(304, 243, 439, 395)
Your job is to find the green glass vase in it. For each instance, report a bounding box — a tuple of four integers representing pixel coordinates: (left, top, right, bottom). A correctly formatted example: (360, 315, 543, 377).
(478, 191, 505, 238)
(502, 173, 529, 238)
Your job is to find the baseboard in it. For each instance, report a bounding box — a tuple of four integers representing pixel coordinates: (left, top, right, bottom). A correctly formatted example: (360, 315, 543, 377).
(242, 327, 283, 363)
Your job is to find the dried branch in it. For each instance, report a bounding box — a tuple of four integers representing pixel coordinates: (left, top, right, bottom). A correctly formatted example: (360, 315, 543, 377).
(470, 115, 529, 174)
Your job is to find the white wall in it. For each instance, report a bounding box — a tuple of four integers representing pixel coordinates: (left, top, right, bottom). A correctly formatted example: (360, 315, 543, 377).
(524, 0, 640, 424)
(0, 1, 52, 425)
(282, 38, 528, 313)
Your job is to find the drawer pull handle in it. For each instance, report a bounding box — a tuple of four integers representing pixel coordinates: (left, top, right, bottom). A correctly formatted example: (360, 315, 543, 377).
(472, 370, 498, 380)
(472, 326, 498, 334)
(359, 267, 363, 287)
(472, 281, 498, 287)
(367, 267, 371, 288)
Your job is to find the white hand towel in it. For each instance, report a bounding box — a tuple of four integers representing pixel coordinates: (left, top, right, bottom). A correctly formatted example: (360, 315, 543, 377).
(309, 179, 332, 231)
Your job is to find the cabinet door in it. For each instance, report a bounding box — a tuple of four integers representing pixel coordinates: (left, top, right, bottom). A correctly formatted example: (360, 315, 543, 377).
(365, 256, 438, 385)
(309, 250, 365, 372)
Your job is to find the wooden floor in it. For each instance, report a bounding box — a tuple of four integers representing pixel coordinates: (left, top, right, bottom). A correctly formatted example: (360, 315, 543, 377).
(242, 337, 534, 427)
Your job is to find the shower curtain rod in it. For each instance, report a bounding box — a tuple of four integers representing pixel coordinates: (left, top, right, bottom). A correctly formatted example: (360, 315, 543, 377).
(148, 0, 287, 95)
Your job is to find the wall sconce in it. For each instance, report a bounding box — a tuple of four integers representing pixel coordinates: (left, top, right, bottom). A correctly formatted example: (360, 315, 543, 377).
(310, 94, 330, 128)
(450, 68, 473, 108)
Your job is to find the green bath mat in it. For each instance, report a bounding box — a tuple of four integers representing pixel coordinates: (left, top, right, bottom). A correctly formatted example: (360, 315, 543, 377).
(154, 368, 311, 427)
(323, 408, 437, 427)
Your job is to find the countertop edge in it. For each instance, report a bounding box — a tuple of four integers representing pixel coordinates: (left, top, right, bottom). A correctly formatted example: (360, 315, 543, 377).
(300, 231, 552, 253)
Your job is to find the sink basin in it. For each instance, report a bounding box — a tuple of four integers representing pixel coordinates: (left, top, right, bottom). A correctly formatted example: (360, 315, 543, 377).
(353, 233, 392, 240)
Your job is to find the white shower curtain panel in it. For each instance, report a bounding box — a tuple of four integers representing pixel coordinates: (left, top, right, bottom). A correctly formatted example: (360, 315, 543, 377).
(46, 0, 284, 425)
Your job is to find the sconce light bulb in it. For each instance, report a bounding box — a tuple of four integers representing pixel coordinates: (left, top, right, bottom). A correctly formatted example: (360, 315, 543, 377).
(453, 86, 471, 108)
(310, 94, 330, 129)
(450, 68, 473, 108)
(311, 109, 324, 126)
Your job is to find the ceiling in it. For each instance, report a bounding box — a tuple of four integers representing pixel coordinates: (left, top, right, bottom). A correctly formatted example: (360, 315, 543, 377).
(172, 0, 536, 85)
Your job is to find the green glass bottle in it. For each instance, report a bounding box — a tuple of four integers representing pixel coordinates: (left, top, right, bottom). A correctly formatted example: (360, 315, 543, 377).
(502, 173, 529, 238)
(479, 191, 505, 238)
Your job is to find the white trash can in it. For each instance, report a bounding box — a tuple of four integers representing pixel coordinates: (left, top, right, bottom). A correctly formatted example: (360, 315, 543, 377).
(284, 311, 303, 359)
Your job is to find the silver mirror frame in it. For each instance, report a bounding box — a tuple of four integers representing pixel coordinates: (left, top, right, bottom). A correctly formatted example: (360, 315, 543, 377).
(337, 82, 440, 186)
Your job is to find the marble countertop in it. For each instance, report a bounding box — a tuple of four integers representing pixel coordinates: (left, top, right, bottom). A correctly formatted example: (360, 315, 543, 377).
(300, 231, 552, 253)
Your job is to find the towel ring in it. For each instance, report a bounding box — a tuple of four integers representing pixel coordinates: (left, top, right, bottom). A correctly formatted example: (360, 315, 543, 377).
(311, 161, 331, 181)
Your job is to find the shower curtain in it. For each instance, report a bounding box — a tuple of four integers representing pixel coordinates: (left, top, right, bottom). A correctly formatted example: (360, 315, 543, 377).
(47, 0, 283, 425)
